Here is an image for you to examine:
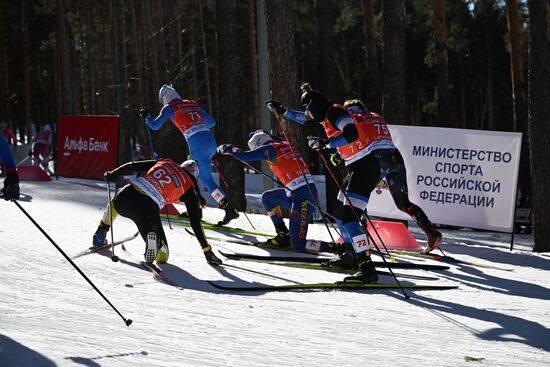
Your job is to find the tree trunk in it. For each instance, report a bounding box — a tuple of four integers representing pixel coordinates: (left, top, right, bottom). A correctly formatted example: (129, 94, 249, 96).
(216, 0, 246, 210)
(265, 0, 305, 155)
(21, 0, 32, 142)
(527, 0, 550, 252)
(382, 0, 407, 124)
(248, 0, 260, 134)
(433, 0, 452, 127)
(362, 0, 381, 112)
(506, 0, 531, 206)
(199, 0, 213, 114)
(0, 1, 8, 122)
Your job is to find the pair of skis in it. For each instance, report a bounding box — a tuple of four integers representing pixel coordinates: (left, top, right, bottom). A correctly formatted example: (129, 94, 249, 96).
(208, 251, 457, 292)
(71, 232, 179, 288)
(201, 232, 510, 272)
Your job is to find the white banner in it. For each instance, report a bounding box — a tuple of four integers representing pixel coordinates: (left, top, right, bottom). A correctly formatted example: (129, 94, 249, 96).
(367, 126, 522, 232)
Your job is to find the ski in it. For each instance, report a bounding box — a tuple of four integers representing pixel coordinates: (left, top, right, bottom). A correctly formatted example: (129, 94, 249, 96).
(218, 251, 450, 270)
(169, 215, 273, 237)
(119, 244, 181, 288)
(387, 250, 513, 271)
(71, 232, 139, 260)
(274, 263, 440, 281)
(207, 280, 458, 292)
(138, 261, 180, 288)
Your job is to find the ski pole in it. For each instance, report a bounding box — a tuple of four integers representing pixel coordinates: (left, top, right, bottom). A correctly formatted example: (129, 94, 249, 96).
(12, 200, 133, 326)
(107, 180, 119, 262)
(145, 125, 157, 159)
(213, 156, 259, 233)
(315, 150, 410, 299)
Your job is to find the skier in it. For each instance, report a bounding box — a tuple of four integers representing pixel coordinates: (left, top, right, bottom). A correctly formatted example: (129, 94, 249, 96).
(31, 124, 52, 173)
(0, 121, 18, 145)
(266, 85, 441, 280)
(140, 85, 239, 226)
(218, 130, 337, 254)
(91, 158, 222, 266)
(0, 135, 20, 201)
(342, 98, 442, 254)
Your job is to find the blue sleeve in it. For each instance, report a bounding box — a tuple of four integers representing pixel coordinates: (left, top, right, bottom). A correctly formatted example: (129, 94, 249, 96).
(283, 109, 309, 126)
(328, 134, 349, 148)
(0, 136, 16, 169)
(231, 145, 277, 163)
(200, 108, 216, 128)
(146, 105, 174, 131)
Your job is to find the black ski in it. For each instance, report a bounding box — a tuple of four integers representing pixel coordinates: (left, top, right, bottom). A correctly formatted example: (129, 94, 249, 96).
(274, 263, 440, 281)
(218, 251, 450, 270)
(207, 280, 457, 292)
(71, 232, 139, 260)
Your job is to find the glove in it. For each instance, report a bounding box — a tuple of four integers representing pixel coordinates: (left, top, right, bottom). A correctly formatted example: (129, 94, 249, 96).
(330, 153, 342, 166)
(199, 195, 207, 209)
(217, 144, 239, 155)
(3, 170, 20, 201)
(307, 136, 329, 151)
(265, 100, 286, 115)
(139, 107, 150, 118)
(104, 171, 114, 181)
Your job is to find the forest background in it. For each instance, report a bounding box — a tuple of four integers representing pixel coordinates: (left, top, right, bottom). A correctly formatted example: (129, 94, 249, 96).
(1, 0, 549, 251)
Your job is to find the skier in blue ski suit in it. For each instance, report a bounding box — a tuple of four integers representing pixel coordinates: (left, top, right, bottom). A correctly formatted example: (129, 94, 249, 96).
(218, 130, 338, 254)
(140, 85, 239, 225)
(0, 135, 20, 201)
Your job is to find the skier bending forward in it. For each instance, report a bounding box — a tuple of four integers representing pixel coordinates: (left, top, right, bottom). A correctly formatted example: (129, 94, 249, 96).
(218, 130, 341, 255)
(91, 158, 222, 266)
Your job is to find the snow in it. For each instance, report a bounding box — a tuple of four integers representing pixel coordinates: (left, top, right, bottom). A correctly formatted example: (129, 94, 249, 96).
(1, 177, 549, 367)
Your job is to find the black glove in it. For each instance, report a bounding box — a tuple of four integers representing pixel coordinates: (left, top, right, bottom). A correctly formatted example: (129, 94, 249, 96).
(217, 144, 238, 155)
(3, 170, 20, 201)
(104, 171, 114, 181)
(139, 107, 150, 118)
(307, 136, 329, 151)
(265, 100, 287, 115)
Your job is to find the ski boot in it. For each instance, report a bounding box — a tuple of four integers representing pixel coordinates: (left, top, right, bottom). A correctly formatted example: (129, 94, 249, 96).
(422, 226, 443, 254)
(92, 222, 110, 247)
(203, 245, 222, 266)
(347, 253, 378, 283)
(155, 241, 170, 264)
(328, 243, 358, 269)
(257, 224, 291, 250)
(144, 232, 159, 264)
(218, 199, 239, 226)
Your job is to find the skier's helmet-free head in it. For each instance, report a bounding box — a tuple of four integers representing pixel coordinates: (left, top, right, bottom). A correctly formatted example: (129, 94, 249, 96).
(247, 130, 272, 150)
(181, 159, 199, 178)
(300, 83, 332, 123)
(159, 84, 181, 105)
(343, 99, 367, 115)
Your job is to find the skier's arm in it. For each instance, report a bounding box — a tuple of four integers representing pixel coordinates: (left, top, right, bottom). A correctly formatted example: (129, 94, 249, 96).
(0, 135, 16, 169)
(283, 109, 319, 127)
(230, 145, 277, 163)
(179, 189, 209, 248)
(325, 108, 359, 148)
(145, 105, 174, 131)
(107, 160, 157, 178)
(199, 108, 216, 128)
